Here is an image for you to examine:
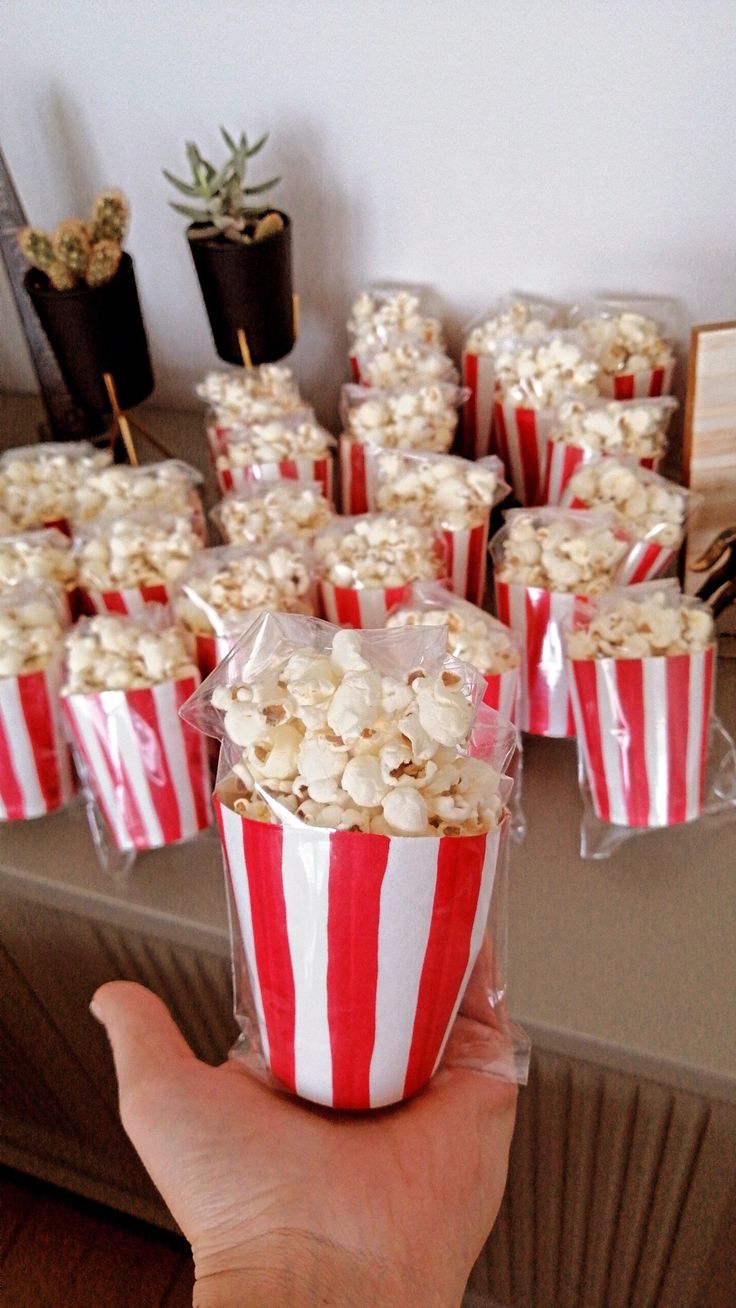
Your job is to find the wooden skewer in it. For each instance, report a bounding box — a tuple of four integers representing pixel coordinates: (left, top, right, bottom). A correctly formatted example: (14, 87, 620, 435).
(103, 372, 139, 465)
(237, 328, 253, 370)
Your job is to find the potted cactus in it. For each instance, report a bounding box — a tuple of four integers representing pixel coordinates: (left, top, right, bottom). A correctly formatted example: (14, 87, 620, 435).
(20, 189, 154, 420)
(164, 129, 295, 366)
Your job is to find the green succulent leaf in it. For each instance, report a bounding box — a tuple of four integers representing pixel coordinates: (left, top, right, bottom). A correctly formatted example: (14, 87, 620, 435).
(169, 201, 213, 221)
(246, 131, 269, 157)
(220, 127, 238, 153)
(162, 169, 202, 197)
(245, 175, 280, 195)
(185, 141, 202, 176)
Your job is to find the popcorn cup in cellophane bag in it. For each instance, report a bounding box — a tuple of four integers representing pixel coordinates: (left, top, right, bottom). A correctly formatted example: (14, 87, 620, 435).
(213, 413, 335, 500)
(461, 352, 497, 459)
(599, 361, 675, 400)
(0, 440, 112, 536)
(181, 611, 523, 1109)
(217, 453, 334, 501)
(565, 587, 717, 829)
(314, 514, 448, 631)
(542, 396, 677, 505)
(62, 675, 211, 853)
(570, 296, 679, 401)
(0, 659, 76, 820)
(493, 401, 555, 507)
(79, 581, 175, 617)
(74, 510, 205, 620)
(494, 580, 585, 736)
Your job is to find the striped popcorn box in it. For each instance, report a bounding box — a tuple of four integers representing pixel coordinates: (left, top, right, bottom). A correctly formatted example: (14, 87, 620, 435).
(568, 647, 715, 827)
(217, 456, 334, 501)
(78, 582, 173, 617)
(441, 521, 490, 606)
(493, 402, 553, 506)
(216, 801, 504, 1109)
(544, 444, 663, 505)
(338, 437, 378, 515)
(194, 632, 236, 679)
(616, 540, 678, 586)
(62, 676, 211, 852)
(460, 352, 496, 459)
(495, 579, 585, 736)
(481, 665, 519, 723)
(320, 580, 415, 628)
(597, 361, 675, 400)
(0, 665, 76, 820)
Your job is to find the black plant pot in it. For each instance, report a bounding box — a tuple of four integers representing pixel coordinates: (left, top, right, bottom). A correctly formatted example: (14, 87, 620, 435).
(24, 253, 154, 417)
(188, 212, 295, 366)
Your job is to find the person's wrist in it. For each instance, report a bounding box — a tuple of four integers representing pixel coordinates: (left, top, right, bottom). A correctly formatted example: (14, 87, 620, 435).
(192, 1230, 454, 1308)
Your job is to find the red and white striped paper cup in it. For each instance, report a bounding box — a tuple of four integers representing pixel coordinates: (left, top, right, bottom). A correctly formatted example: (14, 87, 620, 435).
(493, 402, 553, 506)
(616, 540, 678, 585)
(216, 801, 502, 1109)
(320, 580, 416, 628)
(495, 579, 584, 736)
(597, 362, 675, 400)
(0, 667, 76, 820)
(62, 676, 211, 852)
(481, 665, 519, 723)
(441, 522, 490, 606)
(348, 354, 361, 383)
(460, 352, 496, 459)
(568, 647, 714, 827)
(338, 437, 379, 515)
(78, 583, 173, 617)
(216, 457, 334, 500)
(193, 632, 236, 679)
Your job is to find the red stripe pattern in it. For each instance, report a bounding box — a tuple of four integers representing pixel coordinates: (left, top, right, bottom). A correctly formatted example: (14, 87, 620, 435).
(441, 521, 490, 605)
(79, 583, 172, 616)
(0, 666, 75, 820)
(216, 457, 334, 500)
(320, 580, 413, 628)
(460, 352, 495, 458)
(493, 402, 552, 506)
(495, 578, 579, 736)
(338, 437, 371, 514)
(216, 802, 501, 1109)
(568, 648, 715, 827)
(62, 676, 211, 851)
(598, 362, 675, 400)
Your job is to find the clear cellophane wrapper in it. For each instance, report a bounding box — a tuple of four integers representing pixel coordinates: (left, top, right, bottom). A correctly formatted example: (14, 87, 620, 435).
(560, 456, 702, 584)
(173, 539, 318, 678)
(490, 508, 636, 736)
(314, 514, 449, 629)
(543, 389, 674, 502)
(562, 582, 736, 857)
(365, 449, 510, 604)
(337, 381, 467, 513)
(61, 608, 212, 876)
(73, 458, 206, 540)
(0, 583, 76, 820)
(568, 295, 680, 399)
(0, 526, 78, 619)
(73, 509, 205, 618)
(353, 335, 459, 392)
(384, 580, 526, 839)
(180, 611, 529, 1110)
(0, 440, 112, 535)
(347, 282, 444, 380)
(212, 414, 335, 500)
(461, 293, 570, 460)
(210, 480, 334, 549)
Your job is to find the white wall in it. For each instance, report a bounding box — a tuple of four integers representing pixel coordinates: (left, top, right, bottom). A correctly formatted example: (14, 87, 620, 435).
(1, 0, 735, 425)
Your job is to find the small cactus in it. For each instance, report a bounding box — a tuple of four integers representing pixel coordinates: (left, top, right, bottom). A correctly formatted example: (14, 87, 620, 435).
(47, 261, 78, 291)
(53, 219, 91, 276)
(91, 188, 129, 244)
(86, 239, 123, 287)
(17, 226, 55, 273)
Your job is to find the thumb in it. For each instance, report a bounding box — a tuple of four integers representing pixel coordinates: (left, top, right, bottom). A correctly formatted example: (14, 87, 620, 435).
(91, 980, 196, 1105)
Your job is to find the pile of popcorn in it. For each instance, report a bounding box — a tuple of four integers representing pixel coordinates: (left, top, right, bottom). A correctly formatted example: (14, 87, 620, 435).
(314, 515, 444, 590)
(387, 602, 519, 677)
(566, 461, 688, 545)
(74, 461, 201, 524)
(213, 627, 505, 836)
(342, 383, 460, 452)
(0, 587, 67, 677)
(0, 529, 77, 593)
(197, 365, 303, 423)
(465, 297, 568, 356)
(549, 398, 672, 459)
(63, 614, 198, 693)
(216, 416, 332, 470)
(347, 289, 443, 351)
(358, 339, 458, 389)
(494, 512, 629, 595)
(567, 590, 713, 660)
(578, 312, 675, 377)
(0, 442, 110, 531)
(75, 513, 203, 590)
(493, 335, 599, 409)
(374, 452, 502, 530)
(175, 546, 314, 637)
(215, 484, 334, 547)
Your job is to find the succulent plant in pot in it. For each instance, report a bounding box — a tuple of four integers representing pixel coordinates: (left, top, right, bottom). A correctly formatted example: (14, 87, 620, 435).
(164, 129, 295, 367)
(19, 189, 154, 422)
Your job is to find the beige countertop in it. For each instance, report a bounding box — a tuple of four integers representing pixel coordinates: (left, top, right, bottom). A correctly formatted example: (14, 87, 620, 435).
(1, 393, 734, 1098)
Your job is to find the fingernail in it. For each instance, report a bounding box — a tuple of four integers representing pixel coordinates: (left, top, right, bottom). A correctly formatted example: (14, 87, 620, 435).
(89, 998, 105, 1024)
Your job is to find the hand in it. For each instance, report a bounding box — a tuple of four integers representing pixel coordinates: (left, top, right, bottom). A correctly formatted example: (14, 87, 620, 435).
(92, 977, 517, 1308)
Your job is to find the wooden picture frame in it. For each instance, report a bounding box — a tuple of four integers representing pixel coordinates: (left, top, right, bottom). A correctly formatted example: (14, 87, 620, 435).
(682, 321, 736, 639)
